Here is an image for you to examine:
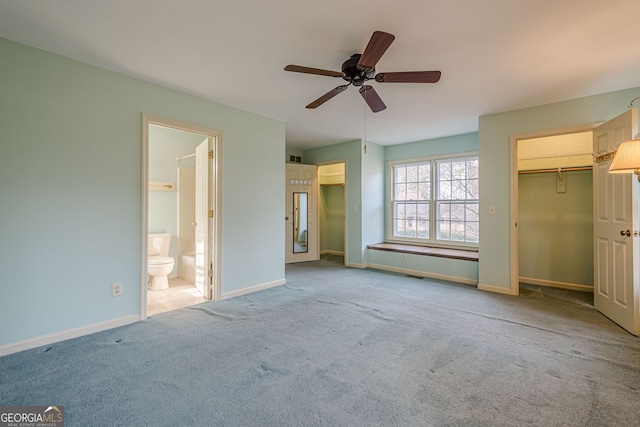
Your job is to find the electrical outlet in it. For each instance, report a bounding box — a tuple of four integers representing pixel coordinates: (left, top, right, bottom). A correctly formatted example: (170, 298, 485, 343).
(112, 283, 122, 297)
(401, 254, 408, 261)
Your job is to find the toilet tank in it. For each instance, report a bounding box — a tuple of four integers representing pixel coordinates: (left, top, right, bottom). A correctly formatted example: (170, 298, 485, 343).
(148, 233, 171, 257)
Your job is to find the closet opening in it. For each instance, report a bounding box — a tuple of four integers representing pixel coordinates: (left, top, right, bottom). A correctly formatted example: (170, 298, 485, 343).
(318, 162, 346, 265)
(511, 128, 595, 301)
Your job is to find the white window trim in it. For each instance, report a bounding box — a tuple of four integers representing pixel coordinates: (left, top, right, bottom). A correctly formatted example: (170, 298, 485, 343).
(387, 152, 479, 250)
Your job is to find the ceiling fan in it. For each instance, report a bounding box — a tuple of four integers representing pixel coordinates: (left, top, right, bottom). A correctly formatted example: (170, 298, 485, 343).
(284, 31, 441, 113)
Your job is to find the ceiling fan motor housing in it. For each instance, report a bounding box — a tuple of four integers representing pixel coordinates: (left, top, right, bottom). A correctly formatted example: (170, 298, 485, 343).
(342, 54, 374, 86)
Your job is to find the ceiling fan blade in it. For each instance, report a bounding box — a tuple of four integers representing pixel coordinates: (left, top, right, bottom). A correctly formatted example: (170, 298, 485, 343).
(285, 65, 345, 78)
(306, 85, 350, 109)
(359, 85, 386, 113)
(375, 70, 442, 83)
(357, 31, 395, 71)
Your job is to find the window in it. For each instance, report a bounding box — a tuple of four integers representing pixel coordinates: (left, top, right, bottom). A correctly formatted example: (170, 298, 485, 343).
(390, 155, 479, 246)
(392, 161, 431, 239)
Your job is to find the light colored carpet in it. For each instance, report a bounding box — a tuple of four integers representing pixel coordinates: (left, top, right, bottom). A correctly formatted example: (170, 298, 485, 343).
(1, 255, 639, 426)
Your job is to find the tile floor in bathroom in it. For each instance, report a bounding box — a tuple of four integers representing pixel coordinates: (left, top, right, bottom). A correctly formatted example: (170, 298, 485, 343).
(147, 277, 208, 316)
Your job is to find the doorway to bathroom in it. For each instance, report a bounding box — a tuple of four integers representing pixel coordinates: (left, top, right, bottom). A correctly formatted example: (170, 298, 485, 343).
(142, 114, 221, 317)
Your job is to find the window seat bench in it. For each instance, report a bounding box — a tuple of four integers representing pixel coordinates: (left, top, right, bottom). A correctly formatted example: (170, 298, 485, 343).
(367, 243, 479, 262)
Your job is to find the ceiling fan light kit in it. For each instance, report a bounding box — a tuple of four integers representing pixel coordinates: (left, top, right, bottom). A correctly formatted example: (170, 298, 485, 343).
(284, 31, 441, 112)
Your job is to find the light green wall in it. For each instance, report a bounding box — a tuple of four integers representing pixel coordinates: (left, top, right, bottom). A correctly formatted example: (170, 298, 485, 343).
(303, 139, 384, 266)
(518, 170, 593, 287)
(478, 87, 640, 291)
(305, 133, 479, 283)
(367, 250, 479, 284)
(303, 139, 364, 266)
(362, 141, 385, 263)
(385, 132, 479, 162)
(0, 37, 285, 348)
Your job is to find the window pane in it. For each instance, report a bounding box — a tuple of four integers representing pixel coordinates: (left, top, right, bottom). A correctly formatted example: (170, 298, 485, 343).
(451, 161, 466, 179)
(417, 203, 429, 219)
(418, 164, 430, 182)
(439, 181, 451, 199)
(411, 204, 419, 220)
(437, 220, 450, 240)
(451, 203, 465, 221)
(417, 218, 429, 239)
(467, 160, 479, 179)
(418, 182, 430, 199)
(406, 165, 418, 182)
(401, 183, 409, 200)
(449, 221, 465, 241)
(451, 179, 466, 199)
(396, 166, 407, 183)
(439, 162, 451, 181)
(407, 182, 418, 200)
(465, 203, 479, 222)
(465, 222, 479, 243)
(467, 179, 479, 199)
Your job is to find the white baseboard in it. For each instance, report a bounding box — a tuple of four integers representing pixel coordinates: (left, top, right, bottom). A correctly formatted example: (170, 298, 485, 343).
(367, 263, 478, 286)
(477, 283, 516, 295)
(320, 250, 345, 256)
(221, 279, 286, 300)
(519, 277, 594, 293)
(0, 314, 140, 357)
(345, 261, 366, 269)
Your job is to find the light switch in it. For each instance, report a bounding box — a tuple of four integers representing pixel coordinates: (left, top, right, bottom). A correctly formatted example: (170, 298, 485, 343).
(489, 205, 496, 215)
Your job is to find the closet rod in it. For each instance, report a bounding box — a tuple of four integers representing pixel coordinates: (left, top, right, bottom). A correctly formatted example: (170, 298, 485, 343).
(176, 153, 196, 160)
(320, 183, 345, 187)
(518, 166, 592, 175)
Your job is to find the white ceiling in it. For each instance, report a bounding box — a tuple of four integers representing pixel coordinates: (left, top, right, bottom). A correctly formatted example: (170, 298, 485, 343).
(1, 1, 640, 151)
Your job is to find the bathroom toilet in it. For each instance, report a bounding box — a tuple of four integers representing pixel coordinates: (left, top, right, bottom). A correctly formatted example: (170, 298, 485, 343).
(148, 233, 175, 291)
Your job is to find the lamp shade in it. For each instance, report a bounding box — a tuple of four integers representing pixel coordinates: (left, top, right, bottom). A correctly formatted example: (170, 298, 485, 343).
(609, 139, 640, 173)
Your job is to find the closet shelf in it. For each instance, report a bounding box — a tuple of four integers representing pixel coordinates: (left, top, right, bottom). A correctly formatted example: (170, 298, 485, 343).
(518, 166, 591, 175)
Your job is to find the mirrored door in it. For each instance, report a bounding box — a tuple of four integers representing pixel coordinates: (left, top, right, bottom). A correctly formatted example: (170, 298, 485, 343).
(293, 192, 309, 253)
(285, 163, 318, 263)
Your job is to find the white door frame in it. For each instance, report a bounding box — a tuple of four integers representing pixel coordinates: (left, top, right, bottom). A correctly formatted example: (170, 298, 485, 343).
(317, 160, 348, 262)
(194, 137, 213, 299)
(509, 123, 600, 295)
(141, 113, 222, 319)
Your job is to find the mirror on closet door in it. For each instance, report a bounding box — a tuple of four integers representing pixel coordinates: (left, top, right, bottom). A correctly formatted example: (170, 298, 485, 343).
(293, 192, 308, 253)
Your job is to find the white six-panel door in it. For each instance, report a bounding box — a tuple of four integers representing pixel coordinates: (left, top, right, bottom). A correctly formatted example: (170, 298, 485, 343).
(593, 109, 639, 335)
